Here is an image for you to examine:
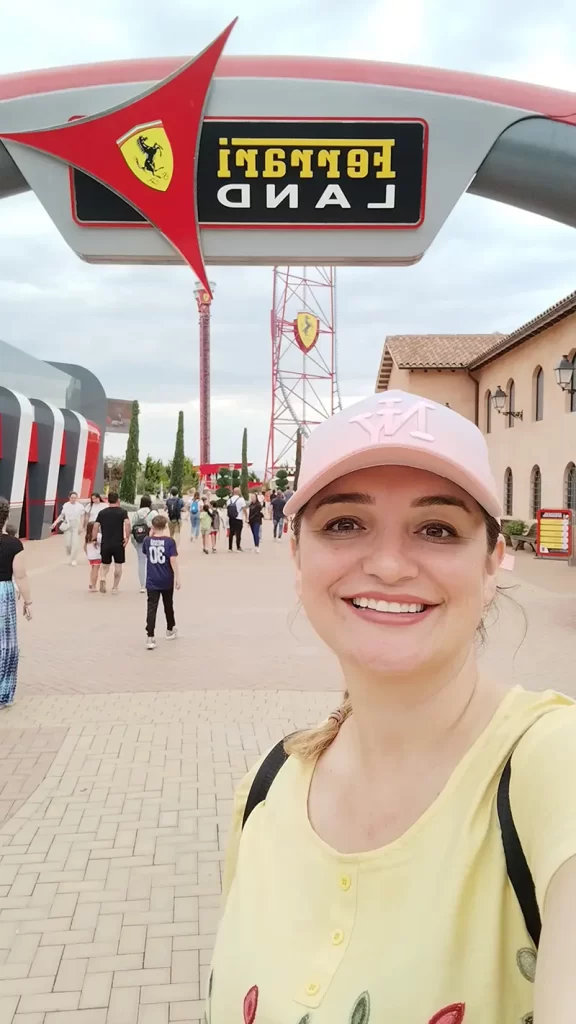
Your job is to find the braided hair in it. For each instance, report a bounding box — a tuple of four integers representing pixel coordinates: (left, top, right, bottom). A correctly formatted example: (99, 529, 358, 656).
(0, 496, 9, 547)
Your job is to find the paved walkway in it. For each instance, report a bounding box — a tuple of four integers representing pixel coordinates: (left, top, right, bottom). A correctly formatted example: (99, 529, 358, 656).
(0, 526, 574, 1022)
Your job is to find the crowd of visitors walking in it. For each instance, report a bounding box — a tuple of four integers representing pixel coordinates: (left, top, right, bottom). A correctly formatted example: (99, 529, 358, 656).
(0, 480, 293, 682)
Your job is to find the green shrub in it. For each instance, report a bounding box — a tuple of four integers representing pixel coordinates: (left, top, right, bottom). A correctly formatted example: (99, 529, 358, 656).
(502, 520, 526, 536)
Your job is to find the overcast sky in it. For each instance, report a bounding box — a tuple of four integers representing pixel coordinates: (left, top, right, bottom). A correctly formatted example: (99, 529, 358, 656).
(2, 0, 576, 471)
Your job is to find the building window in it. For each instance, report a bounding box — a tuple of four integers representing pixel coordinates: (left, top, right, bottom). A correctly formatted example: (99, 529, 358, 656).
(530, 465, 542, 518)
(506, 379, 516, 428)
(571, 353, 576, 414)
(485, 390, 492, 434)
(534, 366, 544, 421)
(565, 463, 576, 510)
(504, 468, 513, 516)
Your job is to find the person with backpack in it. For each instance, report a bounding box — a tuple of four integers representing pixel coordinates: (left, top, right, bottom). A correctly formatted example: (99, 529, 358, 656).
(165, 487, 184, 540)
(188, 490, 202, 542)
(131, 495, 155, 592)
(227, 487, 246, 552)
(208, 390, 576, 1024)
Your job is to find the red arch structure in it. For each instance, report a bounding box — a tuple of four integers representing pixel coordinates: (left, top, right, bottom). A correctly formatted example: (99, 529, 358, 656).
(1, 55, 576, 122)
(2, 44, 576, 267)
(1, 28, 576, 469)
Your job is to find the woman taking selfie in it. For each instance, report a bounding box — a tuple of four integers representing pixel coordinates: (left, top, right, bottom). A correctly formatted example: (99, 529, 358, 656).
(210, 391, 576, 1024)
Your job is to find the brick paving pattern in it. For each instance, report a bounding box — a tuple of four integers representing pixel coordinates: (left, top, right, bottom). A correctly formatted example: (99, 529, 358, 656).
(0, 698, 332, 1024)
(0, 526, 572, 1021)
(0, 729, 69, 828)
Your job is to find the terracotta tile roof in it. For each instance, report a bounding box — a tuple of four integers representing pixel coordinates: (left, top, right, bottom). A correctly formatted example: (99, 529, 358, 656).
(469, 288, 576, 368)
(386, 333, 504, 369)
(377, 288, 576, 391)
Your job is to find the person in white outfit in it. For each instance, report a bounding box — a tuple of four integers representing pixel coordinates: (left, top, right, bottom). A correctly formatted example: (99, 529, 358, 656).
(87, 493, 105, 523)
(131, 495, 156, 592)
(52, 491, 85, 565)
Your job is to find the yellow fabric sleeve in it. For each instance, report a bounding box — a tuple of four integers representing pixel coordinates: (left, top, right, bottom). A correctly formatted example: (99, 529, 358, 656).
(510, 707, 576, 910)
(221, 752, 266, 904)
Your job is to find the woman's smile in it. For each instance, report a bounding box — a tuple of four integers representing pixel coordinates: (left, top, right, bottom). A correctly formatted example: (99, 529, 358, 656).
(343, 592, 439, 626)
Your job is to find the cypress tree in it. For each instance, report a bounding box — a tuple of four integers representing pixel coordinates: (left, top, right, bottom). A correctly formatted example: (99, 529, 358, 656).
(170, 411, 185, 493)
(119, 400, 139, 504)
(240, 427, 249, 501)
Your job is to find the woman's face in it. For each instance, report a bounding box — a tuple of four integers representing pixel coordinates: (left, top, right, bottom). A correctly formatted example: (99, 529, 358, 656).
(69, 492, 78, 503)
(92, 494, 101, 504)
(292, 466, 504, 679)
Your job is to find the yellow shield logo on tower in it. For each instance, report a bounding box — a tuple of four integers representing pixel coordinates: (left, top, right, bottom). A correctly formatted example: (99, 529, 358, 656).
(294, 312, 320, 353)
(117, 121, 174, 191)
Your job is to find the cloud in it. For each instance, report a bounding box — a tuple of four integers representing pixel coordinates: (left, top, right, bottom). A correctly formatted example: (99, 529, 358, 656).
(1, 0, 576, 468)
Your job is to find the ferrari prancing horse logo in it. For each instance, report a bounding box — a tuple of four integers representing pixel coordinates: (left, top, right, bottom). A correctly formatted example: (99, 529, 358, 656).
(117, 121, 174, 191)
(294, 312, 320, 353)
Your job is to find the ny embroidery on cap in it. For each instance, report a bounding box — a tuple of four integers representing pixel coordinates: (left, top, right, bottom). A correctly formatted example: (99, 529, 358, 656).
(350, 397, 436, 445)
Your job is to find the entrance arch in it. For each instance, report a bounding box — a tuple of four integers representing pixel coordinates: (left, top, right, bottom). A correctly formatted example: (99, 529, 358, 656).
(1, 25, 576, 281)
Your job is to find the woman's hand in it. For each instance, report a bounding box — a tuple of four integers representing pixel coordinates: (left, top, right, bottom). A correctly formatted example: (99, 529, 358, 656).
(23, 602, 32, 621)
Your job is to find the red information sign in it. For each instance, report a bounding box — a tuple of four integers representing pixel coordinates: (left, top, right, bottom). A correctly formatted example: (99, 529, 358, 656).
(536, 509, 573, 559)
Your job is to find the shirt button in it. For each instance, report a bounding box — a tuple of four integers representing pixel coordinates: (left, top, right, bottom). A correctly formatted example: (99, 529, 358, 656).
(340, 874, 351, 891)
(332, 929, 344, 945)
(306, 982, 320, 997)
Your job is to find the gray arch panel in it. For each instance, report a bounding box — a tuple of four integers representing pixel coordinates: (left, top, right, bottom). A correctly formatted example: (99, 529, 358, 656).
(469, 117, 576, 228)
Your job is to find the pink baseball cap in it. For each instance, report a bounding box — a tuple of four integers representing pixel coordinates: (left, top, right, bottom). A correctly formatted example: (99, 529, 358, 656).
(284, 390, 503, 520)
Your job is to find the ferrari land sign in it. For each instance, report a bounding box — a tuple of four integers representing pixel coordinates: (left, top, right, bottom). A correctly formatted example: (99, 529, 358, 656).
(7, 19, 556, 277)
(72, 119, 426, 229)
(196, 119, 426, 227)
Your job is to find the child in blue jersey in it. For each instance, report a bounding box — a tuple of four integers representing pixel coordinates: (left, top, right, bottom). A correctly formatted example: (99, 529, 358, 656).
(141, 514, 181, 650)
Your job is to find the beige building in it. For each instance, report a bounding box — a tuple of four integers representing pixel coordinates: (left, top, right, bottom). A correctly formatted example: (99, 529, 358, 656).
(376, 290, 576, 522)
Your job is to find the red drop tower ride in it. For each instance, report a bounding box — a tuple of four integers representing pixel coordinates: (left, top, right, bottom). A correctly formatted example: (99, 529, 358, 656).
(265, 266, 341, 480)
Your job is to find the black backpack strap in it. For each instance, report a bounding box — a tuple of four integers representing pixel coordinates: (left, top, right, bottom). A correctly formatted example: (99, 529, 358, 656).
(242, 739, 290, 830)
(497, 756, 542, 948)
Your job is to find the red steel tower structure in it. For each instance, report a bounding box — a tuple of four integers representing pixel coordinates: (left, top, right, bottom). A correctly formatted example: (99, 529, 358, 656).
(265, 267, 341, 480)
(193, 279, 215, 466)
